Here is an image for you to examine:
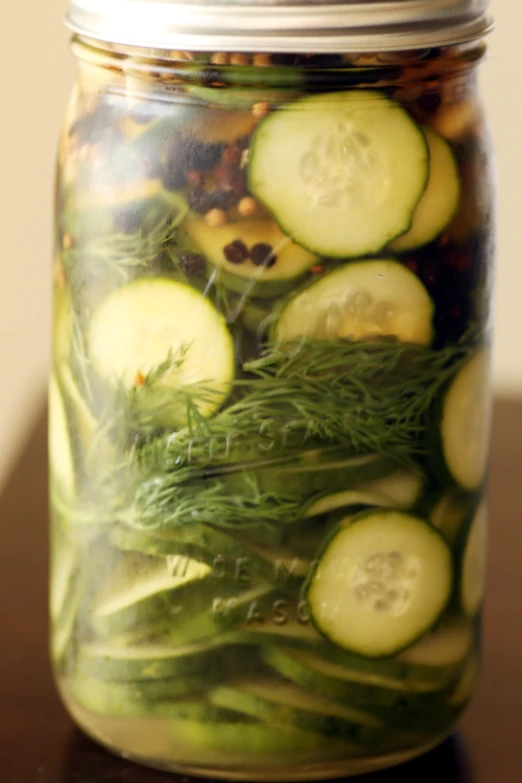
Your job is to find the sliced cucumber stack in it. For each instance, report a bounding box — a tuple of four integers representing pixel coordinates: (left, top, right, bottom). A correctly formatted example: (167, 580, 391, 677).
(69, 675, 203, 718)
(88, 277, 235, 425)
(77, 637, 229, 681)
(306, 511, 453, 657)
(263, 646, 450, 713)
(223, 619, 323, 649)
(248, 91, 428, 257)
(210, 676, 383, 745)
(440, 348, 491, 490)
(139, 584, 276, 648)
(90, 553, 213, 636)
(274, 261, 434, 345)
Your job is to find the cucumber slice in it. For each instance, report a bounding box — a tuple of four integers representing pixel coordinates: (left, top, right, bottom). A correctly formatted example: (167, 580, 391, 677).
(77, 638, 229, 681)
(111, 524, 307, 590)
(263, 646, 448, 713)
(210, 676, 382, 745)
(390, 126, 460, 251)
(70, 675, 203, 717)
(306, 511, 453, 657)
(448, 654, 479, 707)
(184, 216, 317, 298)
(274, 261, 434, 345)
(141, 584, 275, 647)
(440, 348, 491, 490)
(303, 468, 424, 518)
(49, 374, 75, 497)
(460, 503, 487, 616)
(432, 99, 478, 142)
(88, 278, 234, 424)
(248, 91, 428, 257)
(223, 619, 323, 649)
(397, 618, 474, 669)
(430, 490, 473, 544)
(90, 553, 212, 636)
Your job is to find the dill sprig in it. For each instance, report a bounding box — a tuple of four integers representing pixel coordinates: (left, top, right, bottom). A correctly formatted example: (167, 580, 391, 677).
(140, 336, 477, 474)
(55, 333, 481, 532)
(62, 192, 188, 278)
(128, 335, 479, 532)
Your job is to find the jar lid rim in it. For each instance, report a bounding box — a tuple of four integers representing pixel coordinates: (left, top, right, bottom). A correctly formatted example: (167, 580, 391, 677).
(66, 0, 494, 53)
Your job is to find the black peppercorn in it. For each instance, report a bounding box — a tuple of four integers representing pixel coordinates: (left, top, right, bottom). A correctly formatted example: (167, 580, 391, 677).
(223, 239, 250, 265)
(188, 189, 212, 214)
(179, 252, 207, 277)
(250, 243, 277, 268)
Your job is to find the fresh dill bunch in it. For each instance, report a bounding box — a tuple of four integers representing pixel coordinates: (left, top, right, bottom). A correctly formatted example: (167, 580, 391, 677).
(56, 332, 483, 532)
(124, 334, 481, 532)
(138, 335, 479, 480)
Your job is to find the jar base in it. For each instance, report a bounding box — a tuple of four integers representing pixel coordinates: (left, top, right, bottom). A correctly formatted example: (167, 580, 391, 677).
(65, 692, 455, 781)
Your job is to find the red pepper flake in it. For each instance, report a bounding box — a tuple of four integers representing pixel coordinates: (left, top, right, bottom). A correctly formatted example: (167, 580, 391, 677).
(310, 265, 325, 274)
(221, 146, 242, 167)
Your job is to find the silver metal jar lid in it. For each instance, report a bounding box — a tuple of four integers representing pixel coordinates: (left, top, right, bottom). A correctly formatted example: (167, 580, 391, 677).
(66, 0, 494, 53)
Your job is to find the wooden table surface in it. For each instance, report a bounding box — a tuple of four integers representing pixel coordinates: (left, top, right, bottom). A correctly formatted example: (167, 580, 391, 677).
(1, 401, 521, 783)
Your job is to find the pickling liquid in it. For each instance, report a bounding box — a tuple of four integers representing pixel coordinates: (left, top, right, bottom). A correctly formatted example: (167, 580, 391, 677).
(51, 40, 493, 779)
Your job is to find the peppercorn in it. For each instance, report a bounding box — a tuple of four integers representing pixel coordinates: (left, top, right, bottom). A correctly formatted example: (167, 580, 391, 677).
(213, 164, 247, 195)
(230, 53, 250, 66)
(186, 170, 205, 189)
(224, 239, 250, 265)
(205, 208, 228, 228)
(253, 54, 272, 67)
(251, 243, 276, 268)
(417, 91, 442, 113)
(221, 146, 243, 167)
(252, 102, 270, 120)
(188, 189, 212, 214)
(62, 233, 74, 251)
(210, 52, 230, 66)
(179, 251, 207, 277)
(185, 140, 224, 170)
(208, 190, 237, 210)
(238, 196, 258, 217)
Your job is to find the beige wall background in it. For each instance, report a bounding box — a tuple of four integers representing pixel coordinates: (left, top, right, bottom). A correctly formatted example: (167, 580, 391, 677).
(0, 1, 516, 485)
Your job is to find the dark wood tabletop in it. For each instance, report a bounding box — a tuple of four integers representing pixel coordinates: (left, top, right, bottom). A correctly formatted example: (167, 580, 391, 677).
(1, 400, 521, 783)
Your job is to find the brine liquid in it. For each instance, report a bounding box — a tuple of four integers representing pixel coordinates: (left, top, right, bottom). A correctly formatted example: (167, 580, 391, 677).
(51, 40, 492, 779)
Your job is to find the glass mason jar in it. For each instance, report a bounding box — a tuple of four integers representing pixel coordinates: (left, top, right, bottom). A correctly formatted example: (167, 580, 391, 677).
(50, 0, 495, 778)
